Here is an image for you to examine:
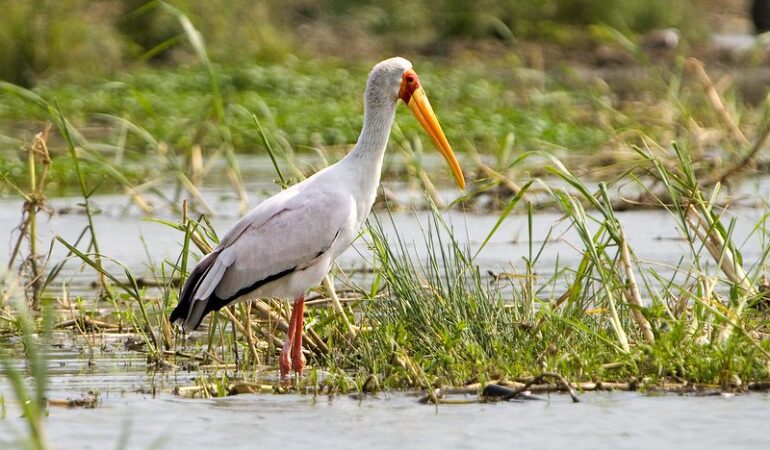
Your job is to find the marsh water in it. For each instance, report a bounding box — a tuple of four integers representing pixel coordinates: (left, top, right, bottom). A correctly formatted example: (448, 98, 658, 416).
(4, 385, 770, 449)
(0, 334, 768, 449)
(0, 332, 769, 449)
(2, 154, 770, 296)
(2, 156, 770, 448)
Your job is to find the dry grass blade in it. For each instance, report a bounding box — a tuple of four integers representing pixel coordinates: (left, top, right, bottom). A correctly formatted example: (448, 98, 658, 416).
(220, 306, 260, 367)
(323, 275, 357, 339)
(469, 148, 529, 200)
(685, 58, 750, 148)
(5, 124, 54, 308)
(683, 204, 756, 342)
(619, 227, 655, 344)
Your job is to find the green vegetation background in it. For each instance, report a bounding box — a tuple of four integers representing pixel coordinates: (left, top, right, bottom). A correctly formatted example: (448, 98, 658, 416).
(0, 0, 695, 86)
(0, 0, 728, 195)
(2, 0, 770, 399)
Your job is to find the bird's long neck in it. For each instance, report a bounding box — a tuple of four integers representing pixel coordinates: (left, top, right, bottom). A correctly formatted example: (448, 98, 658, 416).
(343, 94, 397, 189)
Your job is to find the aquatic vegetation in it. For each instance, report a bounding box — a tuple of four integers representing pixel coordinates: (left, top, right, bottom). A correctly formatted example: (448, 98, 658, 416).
(0, 59, 615, 197)
(316, 148, 770, 390)
(0, 277, 51, 450)
(5, 96, 769, 396)
(0, 6, 769, 434)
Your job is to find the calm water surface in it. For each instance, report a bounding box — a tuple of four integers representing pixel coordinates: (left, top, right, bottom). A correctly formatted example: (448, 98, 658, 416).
(2, 388, 769, 449)
(2, 340, 769, 449)
(3, 165, 770, 449)
(3, 178, 770, 295)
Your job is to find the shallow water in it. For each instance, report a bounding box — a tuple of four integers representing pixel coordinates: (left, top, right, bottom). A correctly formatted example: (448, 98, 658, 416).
(2, 338, 769, 449)
(3, 165, 770, 448)
(2, 387, 769, 449)
(2, 174, 769, 298)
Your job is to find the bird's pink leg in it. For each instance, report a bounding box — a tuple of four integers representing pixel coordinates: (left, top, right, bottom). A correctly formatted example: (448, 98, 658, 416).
(280, 302, 300, 379)
(291, 296, 306, 374)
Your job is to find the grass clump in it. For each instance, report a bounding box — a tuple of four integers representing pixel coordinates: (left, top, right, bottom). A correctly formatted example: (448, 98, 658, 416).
(1, 4, 770, 411)
(2, 49, 770, 395)
(355, 213, 524, 387)
(320, 143, 770, 391)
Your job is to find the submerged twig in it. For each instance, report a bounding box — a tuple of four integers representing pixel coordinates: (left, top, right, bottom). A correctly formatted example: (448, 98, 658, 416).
(493, 373, 580, 403)
(422, 373, 581, 405)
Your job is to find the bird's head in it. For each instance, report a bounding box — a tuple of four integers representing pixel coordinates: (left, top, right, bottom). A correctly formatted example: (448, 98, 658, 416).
(368, 57, 465, 189)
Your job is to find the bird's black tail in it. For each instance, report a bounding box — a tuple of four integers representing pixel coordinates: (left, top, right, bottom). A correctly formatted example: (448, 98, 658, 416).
(169, 250, 219, 331)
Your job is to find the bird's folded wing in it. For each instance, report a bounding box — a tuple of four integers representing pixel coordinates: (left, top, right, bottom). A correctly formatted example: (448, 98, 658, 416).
(209, 188, 354, 301)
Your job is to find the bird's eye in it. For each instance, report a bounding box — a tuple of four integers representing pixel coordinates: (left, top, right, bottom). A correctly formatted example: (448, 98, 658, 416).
(406, 75, 415, 84)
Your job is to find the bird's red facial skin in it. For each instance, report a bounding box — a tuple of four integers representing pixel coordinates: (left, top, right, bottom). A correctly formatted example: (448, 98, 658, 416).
(399, 69, 421, 104)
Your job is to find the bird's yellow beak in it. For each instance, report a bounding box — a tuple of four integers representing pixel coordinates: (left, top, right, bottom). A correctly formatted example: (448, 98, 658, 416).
(401, 72, 465, 190)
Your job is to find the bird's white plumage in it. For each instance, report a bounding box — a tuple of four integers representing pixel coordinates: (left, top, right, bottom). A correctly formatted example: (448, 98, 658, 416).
(214, 172, 356, 300)
(183, 167, 359, 327)
(175, 57, 415, 330)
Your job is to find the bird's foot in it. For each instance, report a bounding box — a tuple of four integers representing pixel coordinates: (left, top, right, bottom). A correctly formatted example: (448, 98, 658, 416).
(279, 339, 291, 380)
(291, 348, 306, 374)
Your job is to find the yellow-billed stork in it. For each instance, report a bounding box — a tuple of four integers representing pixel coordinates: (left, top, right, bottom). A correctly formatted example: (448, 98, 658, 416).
(170, 57, 464, 378)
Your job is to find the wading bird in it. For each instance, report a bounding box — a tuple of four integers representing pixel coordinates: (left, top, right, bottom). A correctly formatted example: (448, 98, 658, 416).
(169, 57, 464, 378)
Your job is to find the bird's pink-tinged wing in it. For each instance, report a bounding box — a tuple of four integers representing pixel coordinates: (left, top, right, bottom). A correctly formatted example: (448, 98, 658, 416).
(210, 188, 354, 301)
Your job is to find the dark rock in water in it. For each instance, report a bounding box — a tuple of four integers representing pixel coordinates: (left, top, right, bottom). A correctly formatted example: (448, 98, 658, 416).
(481, 383, 516, 398)
(753, 0, 770, 34)
(481, 383, 541, 401)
